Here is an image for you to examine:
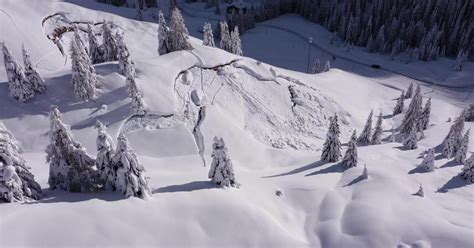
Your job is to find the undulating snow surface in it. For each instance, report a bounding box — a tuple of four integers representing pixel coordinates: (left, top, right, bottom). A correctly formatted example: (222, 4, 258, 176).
(0, 0, 473, 247)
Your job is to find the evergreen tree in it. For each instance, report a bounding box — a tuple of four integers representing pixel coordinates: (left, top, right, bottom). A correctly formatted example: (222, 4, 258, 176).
(113, 133, 151, 199)
(465, 104, 474, 122)
(102, 22, 118, 61)
(419, 148, 435, 172)
(403, 123, 418, 149)
(157, 10, 169, 55)
(95, 120, 116, 191)
(1, 41, 35, 102)
(400, 85, 422, 134)
(116, 33, 136, 77)
(370, 111, 383, 145)
(453, 50, 465, 71)
(357, 110, 373, 144)
(87, 24, 104, 64)
(219, 21, 232, 53)
(341, 130, 358, 168)
(208, 137, 237, 187)
(361, 164, 369, 180)
(311, 58, 321, 74)
(393, 90, 405, 115)
(202, 22, 215, 47)
(321, 113, 342, 162)
(455, 130, 470, 163)
(22, 44, 46, 93)
(324, 60, 331, 72)
(46, 106, 97, 192)
(0, 122, 42, 202)
(125, 74, 147, 115)
(230, 26, 243, 56)
(70, 29, 98, 100)
(460, 154, 474, 184)
(168, 8, 193, 52)
(405, 83, 414, 99)
(419, 97, 431, 130)
(442, 110, 465, 157)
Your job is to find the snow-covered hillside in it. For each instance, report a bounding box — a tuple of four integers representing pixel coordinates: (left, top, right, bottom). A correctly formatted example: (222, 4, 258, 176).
(0, 0, 473, 247)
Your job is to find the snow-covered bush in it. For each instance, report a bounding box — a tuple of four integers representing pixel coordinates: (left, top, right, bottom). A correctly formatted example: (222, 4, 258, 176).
(341, 130, 358, 168)
(357, 110, 373, 144)
(370, 111, 383, 145)
(1, 41, 35, 102)
(95, 120, 116, 191)
(202, 22, 215, 47)
(22, 44, 46, 93)
(414, 185, 424, 197)
(113, 133, 151, 198)
(460, 154, 474, 184)
(208, 137, 237, 187)
(168, 8, 193, 52)
(419, 148, 435, 172)
(46, 106, 97, 192)
(70, 28, 98, 100)
(157, 10, 169, 55)
(321, 114, 341, 162)
(393, 90, 404, 115)
(0, 122, 42, 202)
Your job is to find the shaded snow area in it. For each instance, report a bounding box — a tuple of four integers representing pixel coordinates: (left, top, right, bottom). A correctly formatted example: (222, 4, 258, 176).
(1, 0, 473, 248)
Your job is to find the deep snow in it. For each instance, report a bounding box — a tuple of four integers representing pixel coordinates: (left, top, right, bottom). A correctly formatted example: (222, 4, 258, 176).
(0, 0, 473, 247)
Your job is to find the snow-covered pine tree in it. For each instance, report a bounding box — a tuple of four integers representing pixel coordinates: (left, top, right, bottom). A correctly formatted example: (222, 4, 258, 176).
(125, 74, 147, 115)
(113, 133, 151, 198)
(230, 26, 243, 56)
(321, 113, 342, 162)
(70, 29, 98, 100)
(46, 106, 97, 192)
(393, 90, 405, 115)
(324, 60, 331, 72)
(403, 123, 418, 149)
(405, 83, 414, 99)
(453, 50, 465, 71)
(370, 111, 383, 145)
(400, 84, 422, 134)
(202, 22, 215, 47)
(442, 110, 465, 158)
(168, 8, 193, 52)
(357, 110, 373, 144)
(0, 122, 42, 202)
(460, 154, 474, 184)
(419, 148, 435, 172)
(1, 41, 35, 102)
(419, 97, 431, 130)
(87, 24, 104, 64)
(361, 164, 369, 179)
(22, 44, 46, 93)
(455, 130, 470, 163)
(208, 137, 237, 187)
(102, 22, 118, 61)
(219, 21, 232, 53)
(116, 33, 136, 77)
(95, 120, 116, 191)
(157, 10, 169, 55)
(311, 58, 321, 74)
(341, 130, 358, 168)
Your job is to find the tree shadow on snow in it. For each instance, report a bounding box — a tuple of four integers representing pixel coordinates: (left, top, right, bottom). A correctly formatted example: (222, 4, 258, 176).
(408, 166, 431, 174)
(26, 189, 125, 204)
(342, 174, 367, 187)
(153, 181, 217, 194)
(263, 160, 327, 178)
(439, 160, 462, 169)
(437, 175, 469, 193)
(305, 162, 344, 177)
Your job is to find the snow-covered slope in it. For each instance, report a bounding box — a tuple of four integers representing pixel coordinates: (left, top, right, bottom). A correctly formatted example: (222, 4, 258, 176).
(0, 1, 473, 247)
